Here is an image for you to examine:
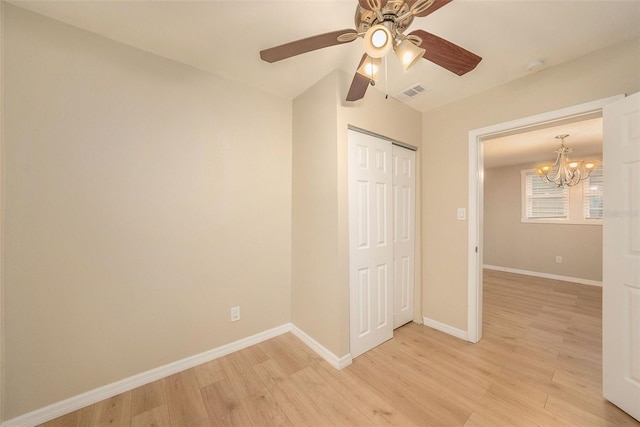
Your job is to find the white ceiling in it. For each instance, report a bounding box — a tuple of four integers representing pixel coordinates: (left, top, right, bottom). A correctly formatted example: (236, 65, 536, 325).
(8, 0, 640, 113)
(483, 116, 603, 169)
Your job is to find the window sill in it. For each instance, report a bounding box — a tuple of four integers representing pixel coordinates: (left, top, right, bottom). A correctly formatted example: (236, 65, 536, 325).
(521, 219, 603, 225)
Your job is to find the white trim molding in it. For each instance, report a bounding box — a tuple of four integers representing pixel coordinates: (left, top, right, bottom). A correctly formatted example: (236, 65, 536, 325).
(3, 323, 349, 427)
(290, 325, 352, 370)
(484, 265, 603, 287)
(422, 317, 470, 342)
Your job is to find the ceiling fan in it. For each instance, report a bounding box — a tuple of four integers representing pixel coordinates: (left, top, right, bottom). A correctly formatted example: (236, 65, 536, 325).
(259, 0, 482, 101)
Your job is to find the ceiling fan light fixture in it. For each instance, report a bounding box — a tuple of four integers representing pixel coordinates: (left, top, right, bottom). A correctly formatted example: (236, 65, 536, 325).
(356, 55, 381, 81)
(363, 24, 393, 58)
(395, 38, 426, 71)
(259, 0, 483, 102)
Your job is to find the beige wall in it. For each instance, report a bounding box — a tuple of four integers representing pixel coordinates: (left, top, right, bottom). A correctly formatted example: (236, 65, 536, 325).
(484, 163, 602, 281)
(422, 37, 640, 330)
(291, 72, 341, 355)
(3, 5, 292, 419)
(292, 70, 422, 357)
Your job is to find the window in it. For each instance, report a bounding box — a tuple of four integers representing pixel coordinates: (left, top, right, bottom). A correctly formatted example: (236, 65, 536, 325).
(521, 165, 603, 225)
(583, 165, 604, 220)
(523, 171, 568, 219)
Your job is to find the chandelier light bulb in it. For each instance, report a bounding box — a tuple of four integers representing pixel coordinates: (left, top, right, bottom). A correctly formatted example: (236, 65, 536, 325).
(584, 162, 596, 170)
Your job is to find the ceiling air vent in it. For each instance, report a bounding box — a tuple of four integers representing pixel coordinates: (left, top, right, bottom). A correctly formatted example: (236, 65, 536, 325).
(394, 84, 429, 101)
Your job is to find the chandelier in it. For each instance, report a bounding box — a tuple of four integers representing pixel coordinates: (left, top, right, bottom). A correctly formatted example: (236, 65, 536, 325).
(534, 134, 598, 187)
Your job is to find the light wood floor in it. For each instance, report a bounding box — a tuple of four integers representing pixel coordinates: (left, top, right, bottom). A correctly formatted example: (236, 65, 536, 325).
(40, 270, 639, 426)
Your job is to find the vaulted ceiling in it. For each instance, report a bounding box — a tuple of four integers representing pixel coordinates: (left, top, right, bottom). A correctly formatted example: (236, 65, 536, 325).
(9, 0, 640, 113)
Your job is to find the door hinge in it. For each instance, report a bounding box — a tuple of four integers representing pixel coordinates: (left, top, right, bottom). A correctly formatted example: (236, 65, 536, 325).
(475, 246, 478, 253)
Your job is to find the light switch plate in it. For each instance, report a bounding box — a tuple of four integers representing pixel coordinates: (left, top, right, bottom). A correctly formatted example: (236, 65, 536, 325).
(457, 208, 466, 220)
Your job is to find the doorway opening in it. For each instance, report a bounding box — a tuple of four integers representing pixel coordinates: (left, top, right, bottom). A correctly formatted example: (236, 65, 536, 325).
(482, 116, 604, 282)
(466, 95, 623, 342)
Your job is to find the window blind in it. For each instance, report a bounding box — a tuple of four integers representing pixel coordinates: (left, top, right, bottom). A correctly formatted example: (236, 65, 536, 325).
(526, 172, 568, 219)
(583, 165, 604, 220)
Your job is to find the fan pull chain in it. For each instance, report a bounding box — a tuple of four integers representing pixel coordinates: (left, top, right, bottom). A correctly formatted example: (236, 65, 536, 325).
(384, 55, 389, 99)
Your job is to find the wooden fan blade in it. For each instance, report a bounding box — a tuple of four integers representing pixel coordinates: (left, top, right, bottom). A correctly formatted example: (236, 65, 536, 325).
(260, 29, 358, 63)
(409, 29, 481, 75)
(358, 0, 388, 11)
(411, 0, 452, 17)
(346, 54, 371, 101)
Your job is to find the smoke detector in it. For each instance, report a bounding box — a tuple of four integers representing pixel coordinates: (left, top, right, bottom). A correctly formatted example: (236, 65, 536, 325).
(526, 59, 545, 72)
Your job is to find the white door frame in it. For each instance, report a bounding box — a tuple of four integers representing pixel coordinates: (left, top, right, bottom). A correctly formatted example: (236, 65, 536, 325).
(467, 94, 624, 343)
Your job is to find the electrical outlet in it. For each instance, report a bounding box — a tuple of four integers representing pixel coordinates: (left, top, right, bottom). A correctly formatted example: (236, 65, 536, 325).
(556, 256, 562, 263)
(230, 306, 240, 322)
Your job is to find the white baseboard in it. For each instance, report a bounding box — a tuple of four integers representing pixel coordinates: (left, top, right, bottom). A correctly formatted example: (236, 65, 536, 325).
(422, 317, 470, 342)
(290, 325, 352, 370)
(483, 264, 602, 287)
(3, 322, 349, 427)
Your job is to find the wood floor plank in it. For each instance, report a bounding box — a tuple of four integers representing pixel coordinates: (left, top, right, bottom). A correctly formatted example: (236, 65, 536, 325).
(88, 392, 132, 427)
(289, 366, 374, 426)
(162, 369, 209, 426)
(217, 352, 252, 380)
(313, 358, 420, 426)
(242, 388, 293, 427)
(200, 379, 254, 427)
(464, 394, 539, 427)
(254, 357, 290, 391)
(552, 368, 602, 397)
(545, 383, 640, 426)
(256, 338, 305, 376)
(194, 358, 227, 389)
(131, 381, 166, 418)
(130, 406, 170, 427)
(483, 385, 575, 427)
(265, 377, 327, 426)
(237, 343, 270, 366)
(350, 349, 476, 426)
(545, 394, 614, 426)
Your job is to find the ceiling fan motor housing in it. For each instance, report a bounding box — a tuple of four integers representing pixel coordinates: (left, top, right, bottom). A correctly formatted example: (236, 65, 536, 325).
(355, 0, 415, 36)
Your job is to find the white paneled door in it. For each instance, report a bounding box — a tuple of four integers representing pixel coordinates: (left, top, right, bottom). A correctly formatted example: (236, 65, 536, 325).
(349, 130, 394, 359)
(392, 145, 416, 328)
(603, 92, 640, 421)
(348, 129, 415, 358)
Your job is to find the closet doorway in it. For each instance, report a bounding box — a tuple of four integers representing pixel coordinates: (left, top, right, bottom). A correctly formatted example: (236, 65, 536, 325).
(348, 128, 416, 358)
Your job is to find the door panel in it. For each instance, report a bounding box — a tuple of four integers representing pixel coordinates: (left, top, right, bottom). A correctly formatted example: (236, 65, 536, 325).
(603, 91, 640, 421)
(393, 145, 416, 328)
(349, 130, 394, 358)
